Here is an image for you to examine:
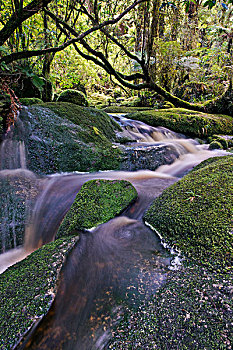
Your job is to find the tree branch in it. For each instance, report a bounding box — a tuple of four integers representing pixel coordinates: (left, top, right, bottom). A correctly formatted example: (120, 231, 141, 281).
(78, 39, 149, 90)
(45, 0, 147, 42)
(0, 0, 53, 46)
(80, 5, 143, 64)
(0, 39, 77, 64)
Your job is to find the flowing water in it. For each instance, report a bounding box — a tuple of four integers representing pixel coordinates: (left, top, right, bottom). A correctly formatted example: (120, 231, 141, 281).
(0, 111, 228, 349)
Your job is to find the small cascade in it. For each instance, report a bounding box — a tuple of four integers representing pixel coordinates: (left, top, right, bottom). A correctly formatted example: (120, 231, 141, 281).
(111, 113, 227, 176)
(0, 108, 230, 349)
(0, 140, 26, 170)
(0, 118, 40, 257)
(0, 117, 27, 170)
(112, 114, 199, 154)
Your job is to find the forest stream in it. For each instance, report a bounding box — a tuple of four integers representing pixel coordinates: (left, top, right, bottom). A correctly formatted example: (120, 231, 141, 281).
(0, 112, 229, 349)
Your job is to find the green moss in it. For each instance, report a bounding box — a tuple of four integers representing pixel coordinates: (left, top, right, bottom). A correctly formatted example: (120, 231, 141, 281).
(102, 106, 153, 113)
(0, 236, 78, 350)
(57, 89, 88, 106)
(43, 102, 121, 139)
(127, 108, 233, 138)
(162, 101, 175, 108)
(190, 156, 231, 173)
(19, 98, 43, 106)
(89, 92, 114, 107)
(209, 140, 223, 150)
(57, 180, 137, 237)
(208, 135, 229, 149)
(120, 96, 141, 107)
(144, 156, 233, 270)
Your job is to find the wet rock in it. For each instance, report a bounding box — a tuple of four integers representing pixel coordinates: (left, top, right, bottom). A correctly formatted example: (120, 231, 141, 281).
(13, 103, 122, 174)
(57, 89, 88, 106)
(0, 170, 40, 252)
(144, 155, 233, 270)
(120, 144, 180, 171)
(0, 237, 78, 350)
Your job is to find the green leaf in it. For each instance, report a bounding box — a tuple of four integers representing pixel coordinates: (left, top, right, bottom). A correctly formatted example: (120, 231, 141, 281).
(31, 76, 45, 91)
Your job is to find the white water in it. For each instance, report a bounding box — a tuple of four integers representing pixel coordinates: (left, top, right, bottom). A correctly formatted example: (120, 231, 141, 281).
(0, 247, 33, 274)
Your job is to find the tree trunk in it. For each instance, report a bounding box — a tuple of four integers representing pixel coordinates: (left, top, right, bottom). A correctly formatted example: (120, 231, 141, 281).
(149, 79, 233, 116)
(183, 1, 199, 50)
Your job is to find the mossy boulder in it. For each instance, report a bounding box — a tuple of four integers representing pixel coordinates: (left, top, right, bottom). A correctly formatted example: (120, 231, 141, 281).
(15, 103, 122, 174)
(209, 140, 223, 150)
(109, 262, 233, 349)
(144, 156, 233, 270)
(19, 98, 43, 106)
(102, 106, 153, 113)
(57, 89, 88, 106)
(57, 180, 137, 237)
(127, 108, 233, 138)
(208, 135, 229, 149)
(0, 236, 78, 350)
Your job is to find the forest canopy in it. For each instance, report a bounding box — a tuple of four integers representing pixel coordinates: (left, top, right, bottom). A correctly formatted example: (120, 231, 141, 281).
(0, 0, 233, 115)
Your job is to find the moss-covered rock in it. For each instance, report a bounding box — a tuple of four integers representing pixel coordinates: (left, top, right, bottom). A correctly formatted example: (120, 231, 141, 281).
(208, 135, 229, 149)
(15, 103, 122, 174)
(209, 140, 223, 150)
(102, 106, 153, 113)
(56, 180, 137, 237)
(144, 156, 233, 270)
(109, 262, 233, 349)
(19, 98, 43, 106)
(127, 108, 233, 138)
(0, 236, 78, 350)
(57, 89, 88, 106)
